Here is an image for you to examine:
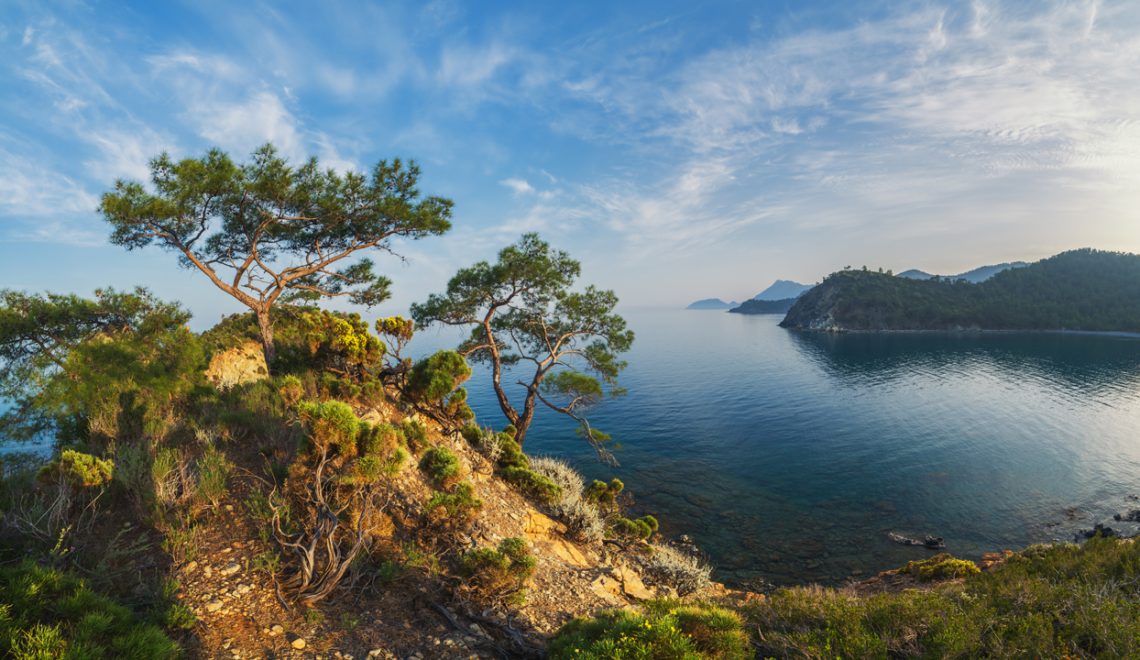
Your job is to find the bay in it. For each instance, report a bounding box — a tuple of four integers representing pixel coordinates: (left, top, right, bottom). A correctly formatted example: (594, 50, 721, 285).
(434, 308, 1140, 586)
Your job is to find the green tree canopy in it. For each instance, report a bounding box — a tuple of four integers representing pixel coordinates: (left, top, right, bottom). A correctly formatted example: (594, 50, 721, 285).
(99, 144, 453, 365)
(411, 234, 633, 456)
(0, 288, 200, 444)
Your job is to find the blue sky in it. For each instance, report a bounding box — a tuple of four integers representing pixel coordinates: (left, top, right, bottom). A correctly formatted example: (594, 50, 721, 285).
(2, 0, 1139, 322)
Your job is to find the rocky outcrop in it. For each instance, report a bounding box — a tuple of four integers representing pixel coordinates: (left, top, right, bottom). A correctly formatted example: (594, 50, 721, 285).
(205, 341, 268, 390)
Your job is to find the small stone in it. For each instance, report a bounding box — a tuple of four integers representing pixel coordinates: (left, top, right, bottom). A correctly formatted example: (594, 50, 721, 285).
(220, 563, 241, 577)
(183, 561, 198, 574)
(269, 624, 284, 636)
(205, 600, 223, 613)
(225, 504, 234, 512)
(204, 566, 213, 578)
(290, 636, 307, 650)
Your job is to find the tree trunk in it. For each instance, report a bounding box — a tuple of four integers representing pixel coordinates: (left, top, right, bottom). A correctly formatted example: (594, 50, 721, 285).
(255, 306, 276, 369)
(514, 386, 538, 447)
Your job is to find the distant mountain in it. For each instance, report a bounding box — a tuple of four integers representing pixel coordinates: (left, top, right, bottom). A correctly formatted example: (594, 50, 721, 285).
(753, 280, 813, 301)
(728, 298, 798, 315)
(781, 249, 1140, 332)
(897, 262, 1028, 283)
(897, 269, 935, 280)
(954, 262, 1028, 283)
(686, 298, 738, 310)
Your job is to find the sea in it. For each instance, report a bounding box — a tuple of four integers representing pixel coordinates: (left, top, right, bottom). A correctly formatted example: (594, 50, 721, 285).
(414, 308, 1140, 586)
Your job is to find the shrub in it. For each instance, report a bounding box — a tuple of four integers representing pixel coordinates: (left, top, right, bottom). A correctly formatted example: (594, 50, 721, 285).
(297, 309, 384, 381)
(355, 447, 407, 481)
(39, 449, 114, 489)
(277, 374, 304, 406)
(646, 544, 714, 596)
(501, 466, 561, 505)
(406, 350, 474, 420)
(529, 457, 604, 543)
(297, 400, 359, 456)
(400, 418, 428, 453)
(585, 478, 624, 510)
(356, 423, 403, 457)
(0, 561, 179, 658)
(904, 553, 981, 581)
(195, 446, 232, 509)
(425, 481, 482, 528)
(419, 446, 461, 489)
(460, 537, 536, 605)
(608, 515, 657, 542)
(549, 600, 749, 660)
(496, 434, 528, 469)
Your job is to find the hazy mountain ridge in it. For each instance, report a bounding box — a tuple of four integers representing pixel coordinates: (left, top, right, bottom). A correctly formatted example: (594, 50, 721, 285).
(781, 249, 1140, 332)
(686, 298, 739, 310)
(753, 280, 813, 301)
(897, 262, 1029, 283)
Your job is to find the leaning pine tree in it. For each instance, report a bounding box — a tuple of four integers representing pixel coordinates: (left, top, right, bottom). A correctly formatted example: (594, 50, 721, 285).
(99, 144, 452, 367)
(412, 233, 633, 459)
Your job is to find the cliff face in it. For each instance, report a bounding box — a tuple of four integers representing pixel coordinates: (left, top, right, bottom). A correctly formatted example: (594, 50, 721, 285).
(778, 275, 849, 331)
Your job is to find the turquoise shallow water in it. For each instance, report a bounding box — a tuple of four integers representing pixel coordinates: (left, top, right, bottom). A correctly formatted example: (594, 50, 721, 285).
(420, 308, 1140, 586)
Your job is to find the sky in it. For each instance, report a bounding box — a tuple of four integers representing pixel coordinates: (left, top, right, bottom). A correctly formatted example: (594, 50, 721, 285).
(2, 0, 1139, 323)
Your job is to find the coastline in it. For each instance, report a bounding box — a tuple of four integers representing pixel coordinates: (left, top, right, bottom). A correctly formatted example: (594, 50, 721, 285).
(781, 325, 1140, 339)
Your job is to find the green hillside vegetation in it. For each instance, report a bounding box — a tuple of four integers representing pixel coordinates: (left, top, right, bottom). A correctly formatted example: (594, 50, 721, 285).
(552, 536, 1140, 658)
(781, 249, 1140, 331)
(728, 298, 797, 315)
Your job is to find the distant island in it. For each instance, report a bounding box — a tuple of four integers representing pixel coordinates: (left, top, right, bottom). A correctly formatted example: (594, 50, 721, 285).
(781, 249, 1140, 332)
(686, 298, 739, 310)
(686, 279, 812, 311)
(728, 297, 798, 315)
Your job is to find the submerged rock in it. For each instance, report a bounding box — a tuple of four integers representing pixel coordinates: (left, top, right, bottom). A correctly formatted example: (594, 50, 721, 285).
(1076, 523, 1119, 541)
(887, 532, 945, 549)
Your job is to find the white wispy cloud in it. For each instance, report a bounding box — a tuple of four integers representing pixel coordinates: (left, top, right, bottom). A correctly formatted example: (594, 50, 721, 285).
(499, 177, 534, 195)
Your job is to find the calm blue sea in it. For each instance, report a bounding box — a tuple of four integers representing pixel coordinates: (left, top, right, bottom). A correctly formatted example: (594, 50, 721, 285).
(416, 308, 1140, 586)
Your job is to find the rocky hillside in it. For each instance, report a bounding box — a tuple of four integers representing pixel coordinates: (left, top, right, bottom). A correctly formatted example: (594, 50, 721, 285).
(149, 338, 762, 658)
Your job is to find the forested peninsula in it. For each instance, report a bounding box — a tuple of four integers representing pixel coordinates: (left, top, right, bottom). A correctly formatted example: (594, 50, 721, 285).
(781, 249, 1140, 332)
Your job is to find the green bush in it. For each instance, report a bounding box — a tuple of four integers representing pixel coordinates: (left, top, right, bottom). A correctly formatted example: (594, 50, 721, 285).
(39, 450, 113, 489)
(460, 537, 535, 605)
(608, 515, 658, 542)
(355, 447, 407, 481)
(195, 446, 231, 509)
(297, 400, 359, 455)
(501, 466, 561, 505)
(425, 481, 482, 527)
(356, 423, 403, 457)
(419, 446, 460, 488)
(406, 351, 474, 420)
(585, 478, 624, 509)
(277, 374, 304, 406)
(496, 434, 528, 469)
(400, 418, 428, 453)
(0, 561, 179, 658)
(549, 600, 749, 659)
(904, 553, 981, 581)
(743, 536, 1140, 658)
